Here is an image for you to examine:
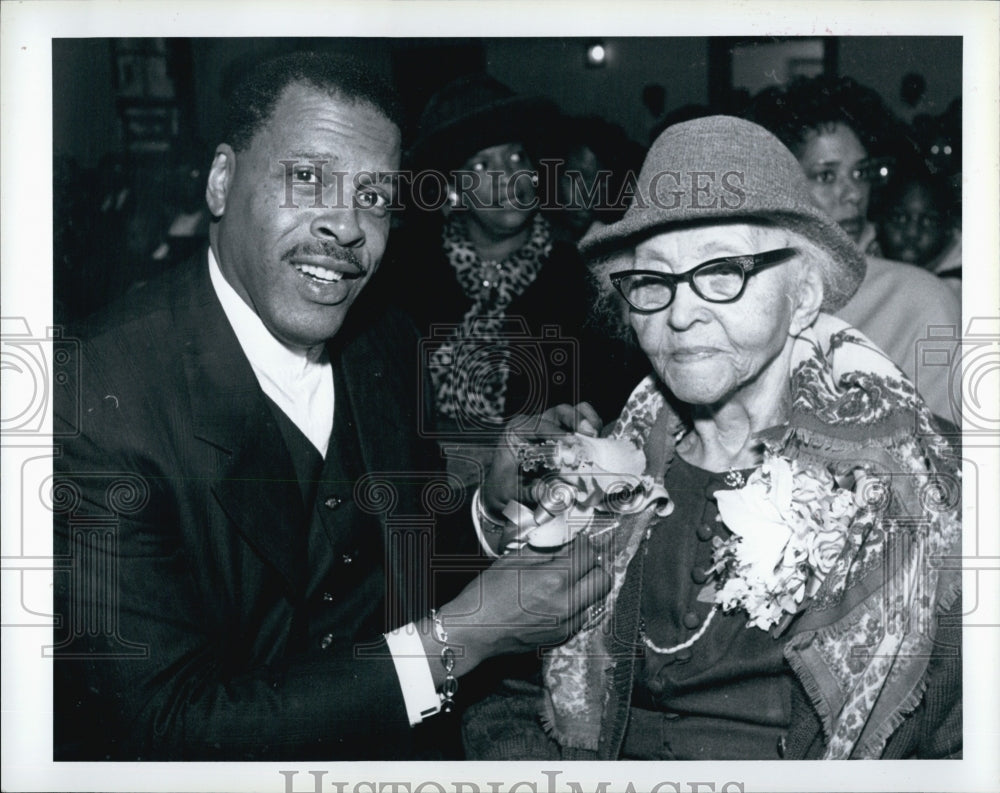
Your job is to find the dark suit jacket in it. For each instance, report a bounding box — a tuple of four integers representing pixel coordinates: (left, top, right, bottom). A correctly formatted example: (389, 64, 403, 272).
(53, 253, 474, 760)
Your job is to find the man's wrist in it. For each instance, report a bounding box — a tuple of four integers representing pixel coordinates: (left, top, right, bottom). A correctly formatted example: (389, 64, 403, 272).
(416, 613, 488, 687)
(384, 625, 442, 725)
(384, 613, 493, 725)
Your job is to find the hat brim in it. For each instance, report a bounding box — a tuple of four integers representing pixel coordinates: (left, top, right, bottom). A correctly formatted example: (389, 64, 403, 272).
(580, 206, 867, 313)
(408, 95, 557, 170)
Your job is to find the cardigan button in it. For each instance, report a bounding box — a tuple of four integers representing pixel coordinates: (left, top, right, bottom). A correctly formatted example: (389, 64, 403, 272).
(342, 553, 354, 565)
(674, 648, 693, 664)
(319, 633, 334, 650)
(682, 611, 701, 630)
(777, 735, 787, 757)
(324, 496, 343, 510)
(322, 592, 334, 603)
(690, 566, 709, 585)
(695, 524, 715, 541)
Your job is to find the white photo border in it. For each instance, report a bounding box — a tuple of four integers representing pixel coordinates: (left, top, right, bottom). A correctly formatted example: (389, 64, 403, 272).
(2, 1, 998, 791)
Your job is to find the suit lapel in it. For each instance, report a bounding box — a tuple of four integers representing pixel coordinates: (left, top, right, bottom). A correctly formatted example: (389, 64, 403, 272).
(174, 254, 306, 598)
(334, 314, 422, 620)
(333, 311, 419, 488)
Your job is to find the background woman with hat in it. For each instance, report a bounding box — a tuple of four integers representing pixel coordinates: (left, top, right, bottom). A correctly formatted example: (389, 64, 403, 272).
(384, 74, 627, 474)
(463, 116, 962, 760)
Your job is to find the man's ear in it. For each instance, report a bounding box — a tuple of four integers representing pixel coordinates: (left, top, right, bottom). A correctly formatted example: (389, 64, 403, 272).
(789, 260, 825, 336)
(205, 144, 235, 217)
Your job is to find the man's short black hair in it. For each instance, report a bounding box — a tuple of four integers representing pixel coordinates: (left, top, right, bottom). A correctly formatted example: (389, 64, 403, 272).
(221, 51, 403, 152)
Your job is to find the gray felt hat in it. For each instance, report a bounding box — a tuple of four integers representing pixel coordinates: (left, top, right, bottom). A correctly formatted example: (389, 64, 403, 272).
(579, 115, 866, 311)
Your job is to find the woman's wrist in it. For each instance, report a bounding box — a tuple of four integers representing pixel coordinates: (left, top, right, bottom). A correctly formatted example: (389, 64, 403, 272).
(471, 489, 504, 557)
(477, 489, 506, 525)
(479, 480, 509, 521)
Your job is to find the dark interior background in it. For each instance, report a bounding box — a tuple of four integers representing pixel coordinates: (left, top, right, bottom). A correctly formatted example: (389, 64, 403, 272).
(51, 36, 961, 323)
(54, 36, 961, 167)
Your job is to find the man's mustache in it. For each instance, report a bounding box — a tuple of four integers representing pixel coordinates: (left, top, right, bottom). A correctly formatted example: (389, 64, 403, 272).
(281, 242, 366, 274)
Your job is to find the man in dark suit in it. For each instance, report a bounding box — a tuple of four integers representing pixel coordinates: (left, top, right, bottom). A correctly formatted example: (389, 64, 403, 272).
(52, 52, 607, 761)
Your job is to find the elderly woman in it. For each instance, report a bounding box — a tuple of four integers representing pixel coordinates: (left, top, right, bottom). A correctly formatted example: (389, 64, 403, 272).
(463, 116, 962, 761)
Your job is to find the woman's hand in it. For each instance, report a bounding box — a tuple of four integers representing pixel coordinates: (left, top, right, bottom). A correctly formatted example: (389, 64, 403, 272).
(480, 402, 603, 521)
(419, 533, 612, 683)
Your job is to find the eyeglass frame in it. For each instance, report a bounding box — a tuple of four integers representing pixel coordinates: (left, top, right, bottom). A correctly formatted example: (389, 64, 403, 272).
(609, 247, 799, 313)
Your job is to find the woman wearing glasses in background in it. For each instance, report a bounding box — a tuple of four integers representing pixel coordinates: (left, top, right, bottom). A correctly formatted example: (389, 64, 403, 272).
(744, 76, 961, 424)
(464, 116, 962, 761)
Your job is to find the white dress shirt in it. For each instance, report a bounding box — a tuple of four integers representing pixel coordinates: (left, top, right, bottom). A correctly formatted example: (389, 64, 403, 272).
(208, 249, 440, 725)
(208, 248, 334, 456)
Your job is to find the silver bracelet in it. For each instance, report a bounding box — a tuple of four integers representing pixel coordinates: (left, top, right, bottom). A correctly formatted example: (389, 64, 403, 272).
(430, 608, 448, 643)
(439, 647, 458, 713)
(475, 489, 506, 535)
(430, 609, 458, 713)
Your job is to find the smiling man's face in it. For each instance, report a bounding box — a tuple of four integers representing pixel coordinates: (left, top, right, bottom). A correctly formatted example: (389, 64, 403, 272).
(207, 82, 401, 349)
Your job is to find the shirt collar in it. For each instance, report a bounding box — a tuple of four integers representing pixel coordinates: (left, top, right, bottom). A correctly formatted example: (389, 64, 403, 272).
(207, 246, 327, 382)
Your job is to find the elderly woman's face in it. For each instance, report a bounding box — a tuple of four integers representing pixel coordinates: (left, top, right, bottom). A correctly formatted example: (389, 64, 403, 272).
(456, 142, 537, 237)
(796, 123, 871, 243)
(627, 223, 802, 407)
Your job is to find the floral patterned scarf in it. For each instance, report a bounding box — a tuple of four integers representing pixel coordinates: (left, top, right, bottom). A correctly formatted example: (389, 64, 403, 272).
(426, 212, 552, 425)
(541, 313, 962, 759)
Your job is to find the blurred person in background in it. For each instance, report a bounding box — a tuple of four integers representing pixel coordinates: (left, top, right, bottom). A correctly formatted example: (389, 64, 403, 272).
(876, 157, 961, 290)
(540, 113, 644, 243)
(383, 75, 635, 482)
(144, 139, 213, 270)
(745, 76, 961, 424)
(388, 75, 580, 435)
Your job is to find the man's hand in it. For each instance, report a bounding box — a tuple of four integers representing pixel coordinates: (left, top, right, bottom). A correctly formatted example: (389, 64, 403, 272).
(480, 402, 604, 520)
(418, 533, 611, 684)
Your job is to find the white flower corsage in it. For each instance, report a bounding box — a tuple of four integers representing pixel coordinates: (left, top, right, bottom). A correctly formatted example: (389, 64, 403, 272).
(700, 454, 860, 633)
(502, 433, 672, 549)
